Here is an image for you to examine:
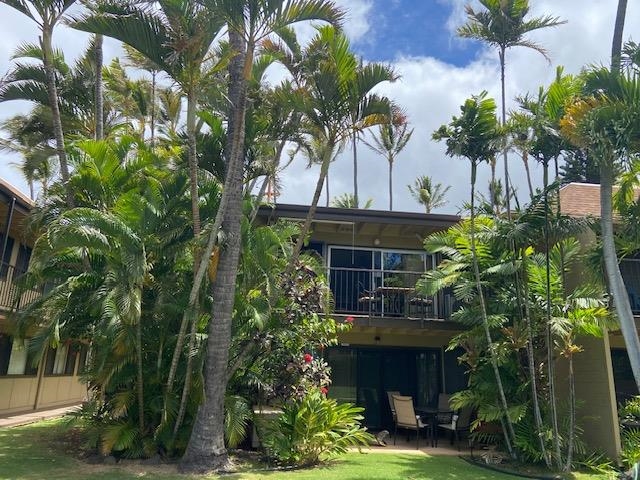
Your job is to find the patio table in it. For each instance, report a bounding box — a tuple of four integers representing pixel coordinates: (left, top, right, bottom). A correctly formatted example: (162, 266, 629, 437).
(414, 406, 438, 447)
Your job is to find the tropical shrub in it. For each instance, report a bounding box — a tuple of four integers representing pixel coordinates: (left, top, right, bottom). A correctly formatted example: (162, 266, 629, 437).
(261, 389, 373, 467)
(620, 396, 640, 469)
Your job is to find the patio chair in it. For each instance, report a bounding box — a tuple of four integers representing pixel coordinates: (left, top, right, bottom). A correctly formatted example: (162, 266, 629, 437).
(392, 395, 431, 449)
(437, 406, 473, 451)
(386, 390, 400, 423)
(436, 393, 454, 423)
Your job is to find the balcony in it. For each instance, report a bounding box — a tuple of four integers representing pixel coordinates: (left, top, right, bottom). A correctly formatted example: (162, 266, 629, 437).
(328, 267, 455, 324)
(0, 263, 41, 311)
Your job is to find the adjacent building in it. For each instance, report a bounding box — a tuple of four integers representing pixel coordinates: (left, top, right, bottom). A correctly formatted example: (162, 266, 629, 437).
(0, 178, 86, 416)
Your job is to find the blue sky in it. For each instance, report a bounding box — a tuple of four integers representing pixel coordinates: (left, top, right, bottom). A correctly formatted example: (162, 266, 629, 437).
(353, 0, 481, 66)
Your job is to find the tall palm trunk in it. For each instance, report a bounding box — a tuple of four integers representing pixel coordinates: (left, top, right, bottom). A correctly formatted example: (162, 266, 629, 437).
(388, 157, 393, 211)
(135, 296, 145, 433)
(468, 161, 516, 459)
(603, 0, 640, 391)
(290, 141, 334, 267)
(600, 161, 640, 390)
(180, 29, 248, 473)
(564, 352, 576, 472)
(543, 161, 562, 465)
(325, 170, 330, 207)
(41, 26, 71, 205)
(187, 89, 201, 236)
(523, 152, 534, 199)
(611, 0, 628, 72)
(95, 34, 104, 140)
(521, 268, 552, 468)
(499, 47, 510, 220)
(150, 71, 157, 147)
(352, 132, 359, 208)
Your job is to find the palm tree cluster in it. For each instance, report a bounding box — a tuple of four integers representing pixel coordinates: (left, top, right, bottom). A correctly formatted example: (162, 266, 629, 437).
(0, 0, 410, 472)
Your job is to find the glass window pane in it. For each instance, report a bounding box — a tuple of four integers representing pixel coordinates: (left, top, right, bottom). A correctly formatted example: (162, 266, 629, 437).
(383, 252, 425, 272)
(330, 248, 373, 269)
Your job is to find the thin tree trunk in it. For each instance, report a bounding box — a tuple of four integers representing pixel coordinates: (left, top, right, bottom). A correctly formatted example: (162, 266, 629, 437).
(600, 161, 640, 390)
(290, 142, 334, 268)
(187, 90, 201, 237)
(611, 0, 628, 72)
(94, 34, 104, 141)
(325, 169, 330, 207)
(180, 29, 249, 473)
(499, 48, 511, 221)
(544, 161, 562, 467)
(150, 71, 156, 147)
(469, 161, 516, 459)
(352, 132, 359, 208)
(250, 140, 286, 223)
(136, 306, 145, 433)
(523, 152, 534, 199)
(173, 304, 198, 437)
(564, 352, 576, 472)
(41, 26, 72, 206)
(389, 158, 393, 211)
(28, 180, 34, 200)
(521, 269, 552, 468)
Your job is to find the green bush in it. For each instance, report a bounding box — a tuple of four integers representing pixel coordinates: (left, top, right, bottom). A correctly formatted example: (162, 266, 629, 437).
(261, 389, 373, 467)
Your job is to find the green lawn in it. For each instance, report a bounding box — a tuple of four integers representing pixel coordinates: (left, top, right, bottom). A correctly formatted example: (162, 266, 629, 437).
(0, 420, 611, 480)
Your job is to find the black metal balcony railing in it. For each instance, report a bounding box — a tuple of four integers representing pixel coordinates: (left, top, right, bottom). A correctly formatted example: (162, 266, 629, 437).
(0, 263, 41, 310)
(621, 259, 640, 315)
(328, 267, 451, 320)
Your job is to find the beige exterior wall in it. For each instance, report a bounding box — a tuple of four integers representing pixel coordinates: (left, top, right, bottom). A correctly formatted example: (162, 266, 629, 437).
(338, 327, 455, 349)
(555, 333, 621, 460)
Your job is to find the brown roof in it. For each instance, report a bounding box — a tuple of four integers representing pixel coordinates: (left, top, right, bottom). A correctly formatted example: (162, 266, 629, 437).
(0, 177, 34, 212)
(559, 182, 640, 219)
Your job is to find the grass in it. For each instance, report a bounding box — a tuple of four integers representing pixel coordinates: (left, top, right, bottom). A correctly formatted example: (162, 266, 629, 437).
(0, 419, 613, 480)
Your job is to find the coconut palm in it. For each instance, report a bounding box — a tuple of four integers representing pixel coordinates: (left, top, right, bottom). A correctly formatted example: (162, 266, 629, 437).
(433, 92, 517, 458)
(458, 0, 565, 217)
(180, 2, 344, 473)
(407, 175, 450, 213)
(364, 112, 413, 211)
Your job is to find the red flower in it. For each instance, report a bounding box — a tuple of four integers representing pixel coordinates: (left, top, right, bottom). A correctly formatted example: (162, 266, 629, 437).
(303, 353, 313, 363)
(321, 387, 329, 395)
(345, 316, 355, 324)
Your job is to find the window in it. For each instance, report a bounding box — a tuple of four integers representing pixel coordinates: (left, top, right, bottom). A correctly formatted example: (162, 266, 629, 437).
(44, 345, 69, 375)
(0, 334, 12, 375)
(15, 244, 32, 276)
(64, 346, 78, 375)
(77, 345, 90, 374)
(0, 234, 14, 279)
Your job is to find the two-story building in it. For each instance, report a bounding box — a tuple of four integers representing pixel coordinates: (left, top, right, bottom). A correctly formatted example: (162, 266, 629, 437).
(0, 178, 86, 416)
(258, 204, 468, 430)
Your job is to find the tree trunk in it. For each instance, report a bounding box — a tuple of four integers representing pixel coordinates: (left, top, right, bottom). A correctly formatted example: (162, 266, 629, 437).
(94, 34, 104, 141)
(180, 28, 248, 473)
(544, 160, 562, 467)
(187, 89, 201, 237)
(469, 161, 516, 459)
(150, 71, 157, 147)
(41, 26, 72, 206)
(564, 352, 576, 472)
(388, 157, 393, 211)
(600, 161, 640, 391)
(611, 0, 628, 72)
(135, 301, 145, 433)
(352, 132, 359, 208)
(289, 142, 334, 269)
(325, 169, 330, 207)
(523, 152, 534, 199)
(499, 47, 510, 221)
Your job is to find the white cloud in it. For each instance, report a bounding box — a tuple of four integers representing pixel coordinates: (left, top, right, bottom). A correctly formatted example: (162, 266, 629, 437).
(1, 0, 639, 213)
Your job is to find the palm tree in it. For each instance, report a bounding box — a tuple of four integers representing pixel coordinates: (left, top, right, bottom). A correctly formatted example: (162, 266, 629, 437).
(407, 175, 450, 213)
(433, 92, 517, 458)
(180, 2, 344, 473)
(331, 193, 372, 209)
(0, 0, 78, 203)
(457, 0, 565, 217)
(364, 112, 413, 211)
(71, 0, 226, 238)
